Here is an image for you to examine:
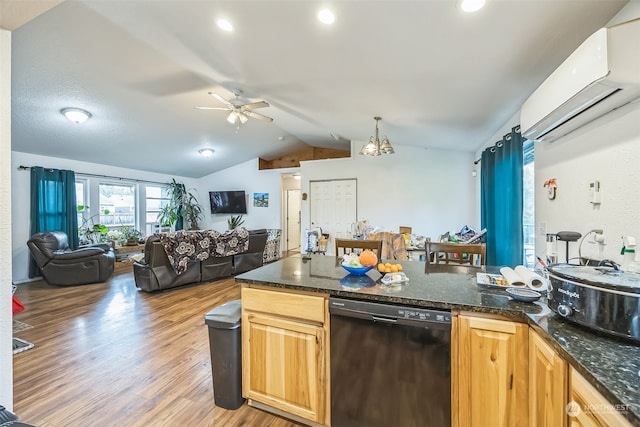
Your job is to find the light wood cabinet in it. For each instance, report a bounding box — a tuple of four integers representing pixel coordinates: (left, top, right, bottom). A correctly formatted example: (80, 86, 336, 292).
(529, 329, 568, 427)
(241, 285, 329, 425)
(457, 314, 529, 427)
(568, 367, 632, 427)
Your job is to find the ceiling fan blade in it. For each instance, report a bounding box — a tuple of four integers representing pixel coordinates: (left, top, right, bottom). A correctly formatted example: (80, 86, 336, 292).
(195, 106, 230, 110)
(245, 110, 274, 122)
(242, 101, 270, 110)
(209, 92, 234, 108)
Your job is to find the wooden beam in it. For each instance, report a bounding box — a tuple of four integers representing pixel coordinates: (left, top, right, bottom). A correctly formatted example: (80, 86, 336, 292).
(259, 147, 350, 170)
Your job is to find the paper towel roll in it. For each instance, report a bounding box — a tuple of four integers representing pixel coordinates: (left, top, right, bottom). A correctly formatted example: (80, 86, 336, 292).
(499, 267, 527, 287)
(514, 265, 549, 291)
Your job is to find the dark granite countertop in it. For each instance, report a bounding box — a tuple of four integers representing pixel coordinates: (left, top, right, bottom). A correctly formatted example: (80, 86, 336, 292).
(236, 255, 640, 425)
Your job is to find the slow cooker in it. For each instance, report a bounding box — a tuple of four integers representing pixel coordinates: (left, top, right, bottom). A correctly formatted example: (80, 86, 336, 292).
(547, 264, 640, 342)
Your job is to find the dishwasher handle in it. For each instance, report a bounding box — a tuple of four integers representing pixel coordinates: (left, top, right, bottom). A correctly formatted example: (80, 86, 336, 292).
(372, 315, 397, 324)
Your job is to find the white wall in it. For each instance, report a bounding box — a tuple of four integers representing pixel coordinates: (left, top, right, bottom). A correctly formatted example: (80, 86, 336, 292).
(11, 151, 197, 283)
(0, 28, 13, 411)
(535, 102, 640, 263)
(194, 158, 298, 231)
(300, 142, 477, 243)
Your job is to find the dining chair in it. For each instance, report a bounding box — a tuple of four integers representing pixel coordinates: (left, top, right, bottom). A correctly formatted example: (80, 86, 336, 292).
(426, 242, 486, 266)
(335, 238, 383, 258)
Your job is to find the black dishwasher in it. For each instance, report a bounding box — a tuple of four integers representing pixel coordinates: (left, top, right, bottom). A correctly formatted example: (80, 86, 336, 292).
(329, 297, 451, 427)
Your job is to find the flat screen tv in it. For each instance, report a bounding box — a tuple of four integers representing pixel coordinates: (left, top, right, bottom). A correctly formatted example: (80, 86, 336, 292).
(209, 190, 247, 214)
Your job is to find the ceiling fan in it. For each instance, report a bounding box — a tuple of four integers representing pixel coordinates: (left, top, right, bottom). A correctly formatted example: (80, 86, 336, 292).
(195, 89, 273, 131)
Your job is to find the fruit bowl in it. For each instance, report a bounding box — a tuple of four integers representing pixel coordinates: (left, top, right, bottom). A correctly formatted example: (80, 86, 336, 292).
(341, 264, 374, 275)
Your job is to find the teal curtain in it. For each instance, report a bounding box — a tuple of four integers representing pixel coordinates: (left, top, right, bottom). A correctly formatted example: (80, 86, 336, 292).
(29, 167, 78, 277)
(480, 126, 524, 267)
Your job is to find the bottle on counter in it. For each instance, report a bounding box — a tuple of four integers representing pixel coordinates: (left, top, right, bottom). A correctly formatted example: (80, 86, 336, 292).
(621, 236, 636, 271)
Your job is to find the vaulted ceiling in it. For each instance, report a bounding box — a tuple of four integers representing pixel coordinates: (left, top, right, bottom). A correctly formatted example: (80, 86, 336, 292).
(6, 0, 628, 178)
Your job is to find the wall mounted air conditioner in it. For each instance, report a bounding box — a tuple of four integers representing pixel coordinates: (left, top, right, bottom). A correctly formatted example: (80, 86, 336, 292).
(521, 19, 640, 142)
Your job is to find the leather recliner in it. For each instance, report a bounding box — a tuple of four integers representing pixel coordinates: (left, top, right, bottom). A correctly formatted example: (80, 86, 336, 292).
(27, 231, 115, 286)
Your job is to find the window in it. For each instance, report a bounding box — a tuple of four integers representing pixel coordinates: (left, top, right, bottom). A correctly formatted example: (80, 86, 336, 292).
(145, 185, 171, 236)
(99, 183, 136, 229)
(523, 140, 535, 267)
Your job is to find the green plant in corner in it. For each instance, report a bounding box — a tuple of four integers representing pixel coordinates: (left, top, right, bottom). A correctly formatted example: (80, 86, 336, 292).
(157, 179, 203, 230)
(228, 214, 245, 230)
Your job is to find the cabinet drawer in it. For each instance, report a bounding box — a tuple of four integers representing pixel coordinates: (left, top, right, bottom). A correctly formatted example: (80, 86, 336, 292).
(242, 287, 326, 323)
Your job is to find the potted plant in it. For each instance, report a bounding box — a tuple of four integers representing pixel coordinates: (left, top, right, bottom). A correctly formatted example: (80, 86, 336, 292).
(228, 214, 245, 230)
(78, 205, 110, 244)
(157, 179, 203, 230)
(118, 225, 144, 246)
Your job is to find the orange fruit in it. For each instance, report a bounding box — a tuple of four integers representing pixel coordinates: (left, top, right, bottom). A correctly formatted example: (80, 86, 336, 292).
(397, 264, 403, 271)
(359, 250, 378, 267)
(390, 265, 398, 272)
(377, 263, 385, 271)
(385, 267, 391, 273)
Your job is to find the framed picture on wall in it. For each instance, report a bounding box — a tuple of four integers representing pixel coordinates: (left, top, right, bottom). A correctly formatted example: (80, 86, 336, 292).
(253, 193, 269, 207)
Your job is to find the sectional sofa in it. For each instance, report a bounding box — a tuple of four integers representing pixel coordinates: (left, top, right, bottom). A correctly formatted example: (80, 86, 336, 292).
(133, 228, 275, 292)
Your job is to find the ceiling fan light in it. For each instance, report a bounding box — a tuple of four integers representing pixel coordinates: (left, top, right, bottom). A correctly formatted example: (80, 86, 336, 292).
(238, 112, 249, 124)
(227, 111, 238, 124)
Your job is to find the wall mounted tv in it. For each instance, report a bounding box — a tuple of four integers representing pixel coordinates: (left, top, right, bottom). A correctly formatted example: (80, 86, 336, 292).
(209, 191, 247, 214)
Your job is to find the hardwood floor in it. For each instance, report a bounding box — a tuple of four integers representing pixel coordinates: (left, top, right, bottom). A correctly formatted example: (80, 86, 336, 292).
(12, 269, 303, 427)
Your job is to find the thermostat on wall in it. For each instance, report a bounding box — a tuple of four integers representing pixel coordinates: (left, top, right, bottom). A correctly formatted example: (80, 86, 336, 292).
(589, 180, 601, 204)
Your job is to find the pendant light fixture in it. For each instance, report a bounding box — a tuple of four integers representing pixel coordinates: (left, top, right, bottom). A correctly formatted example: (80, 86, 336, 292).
(359, 116, 395, 156)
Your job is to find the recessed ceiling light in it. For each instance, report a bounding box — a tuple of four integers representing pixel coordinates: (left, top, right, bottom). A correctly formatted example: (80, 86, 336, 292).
(460, 0, 485, 12)
(60, 108, 91, 124)
(199, 148, 215, 158)
(317, 9, 335, 25)
(216, 18, 234, 32)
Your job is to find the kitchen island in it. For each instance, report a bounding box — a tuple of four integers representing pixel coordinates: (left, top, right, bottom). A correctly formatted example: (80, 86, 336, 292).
(236, 255, 640, 426)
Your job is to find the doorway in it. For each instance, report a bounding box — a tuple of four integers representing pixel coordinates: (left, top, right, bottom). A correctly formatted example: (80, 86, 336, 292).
(281, 173, 302, 256)
(286, 189, 301, 251)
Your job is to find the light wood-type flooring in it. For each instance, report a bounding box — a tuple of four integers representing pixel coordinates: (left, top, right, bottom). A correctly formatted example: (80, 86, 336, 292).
(12, 268, 303, 427)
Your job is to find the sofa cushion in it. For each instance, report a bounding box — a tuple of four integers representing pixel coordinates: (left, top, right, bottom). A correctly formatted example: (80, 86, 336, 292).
(158, 228, 249, 274)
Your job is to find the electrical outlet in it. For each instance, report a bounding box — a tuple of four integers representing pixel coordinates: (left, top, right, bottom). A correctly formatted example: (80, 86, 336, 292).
(594, 226, 606, 244)
(538, 222, 547, 237)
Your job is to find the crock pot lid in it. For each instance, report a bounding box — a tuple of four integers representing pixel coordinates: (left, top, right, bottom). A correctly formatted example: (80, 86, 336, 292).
(548, 264, 640, 291)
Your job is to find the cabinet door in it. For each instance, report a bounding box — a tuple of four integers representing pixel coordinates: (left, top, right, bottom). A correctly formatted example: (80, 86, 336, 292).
(529, 329, 568, 427)
(568, 367, 632, 427)
(458, 315, 529, 427)
(242, 311, 326, 424)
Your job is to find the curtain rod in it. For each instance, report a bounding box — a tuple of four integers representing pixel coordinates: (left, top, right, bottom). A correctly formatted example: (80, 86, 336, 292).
(17, 165, 167, 186)
(473, 125, 521, 165)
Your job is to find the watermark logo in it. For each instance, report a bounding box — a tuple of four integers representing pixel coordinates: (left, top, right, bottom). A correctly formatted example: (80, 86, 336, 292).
(566, 401, 582, 417)
(567, 401, 630, 417)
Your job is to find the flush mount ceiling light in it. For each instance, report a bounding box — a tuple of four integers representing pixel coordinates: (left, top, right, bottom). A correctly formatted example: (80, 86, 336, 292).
(317, 9, 335, 25)
(199, 148, 215, 158)
(60, 108, 91, 124)
(216, 18, 234, 32)
(460, 0, 486, 12)
(359, 116, 395, 156)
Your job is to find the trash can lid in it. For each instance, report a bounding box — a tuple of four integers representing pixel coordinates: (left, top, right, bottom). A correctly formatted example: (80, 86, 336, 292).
(205, 299, 241, 329)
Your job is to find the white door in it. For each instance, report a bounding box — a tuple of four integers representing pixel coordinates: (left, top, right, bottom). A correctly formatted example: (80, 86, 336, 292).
(286, 189, 301, 251)
(310, 179, 357, 254)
